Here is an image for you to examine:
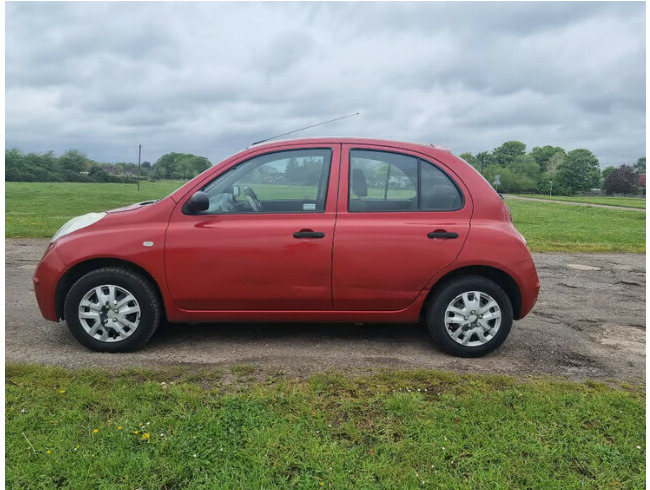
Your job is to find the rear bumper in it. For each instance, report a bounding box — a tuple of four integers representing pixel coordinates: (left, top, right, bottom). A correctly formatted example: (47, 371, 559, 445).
(513, 256, 540, 319)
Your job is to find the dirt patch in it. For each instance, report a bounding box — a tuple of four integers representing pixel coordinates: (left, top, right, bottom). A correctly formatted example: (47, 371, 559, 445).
(5, 239, 645, 384)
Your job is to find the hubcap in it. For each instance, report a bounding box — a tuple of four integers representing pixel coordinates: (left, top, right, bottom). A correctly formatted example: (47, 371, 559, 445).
(78, 285, 141, 342)
(444, 291, 501, 347)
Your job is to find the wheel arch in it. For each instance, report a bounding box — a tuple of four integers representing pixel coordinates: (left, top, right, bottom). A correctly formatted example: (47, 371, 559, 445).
(421, 265, 522, 321)
(55, 258, 166, 321)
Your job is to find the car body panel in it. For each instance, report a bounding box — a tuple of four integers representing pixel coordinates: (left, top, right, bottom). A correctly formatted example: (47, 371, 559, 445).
(164, 143, 341, 311)
(331, 143, 473, 310)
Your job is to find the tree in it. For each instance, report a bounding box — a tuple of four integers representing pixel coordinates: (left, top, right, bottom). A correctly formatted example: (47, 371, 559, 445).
(600, 166, 616, 182)
(5, 148, 25, 181)
(58, 149, 89, 174)
(531, 146, 565, 173)
(459, 152, 477, 167)
(491, 141, 526, 167)
(602, 165, 637, 195)
(475, 151, 491, 172)
(634, 157, 645, 174)
(544, 151, 565, 177)
(88, 165, 110, 182)
(152, 153, 211, 180)
(555, 149, 600, 194)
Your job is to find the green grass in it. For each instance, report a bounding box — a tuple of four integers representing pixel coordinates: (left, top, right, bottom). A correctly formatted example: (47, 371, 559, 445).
(5, 182, 646, 253)
(5, 181, 186, 238)
(513, 194, 646, 209)
(507, 200, 645, 253)
(6, 364, 645, 489)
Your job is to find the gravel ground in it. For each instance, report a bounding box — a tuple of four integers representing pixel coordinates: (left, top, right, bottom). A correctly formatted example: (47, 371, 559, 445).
(5, 239, 646, 383)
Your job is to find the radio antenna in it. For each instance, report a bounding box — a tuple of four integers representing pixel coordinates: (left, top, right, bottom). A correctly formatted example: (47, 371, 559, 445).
(251, 112, 360, 146)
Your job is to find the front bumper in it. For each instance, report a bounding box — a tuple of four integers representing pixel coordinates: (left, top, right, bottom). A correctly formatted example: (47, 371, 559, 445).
(33, 242, 65, 321)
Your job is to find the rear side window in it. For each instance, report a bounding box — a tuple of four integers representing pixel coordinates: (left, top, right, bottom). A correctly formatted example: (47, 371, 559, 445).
(348, 150, 463, 212)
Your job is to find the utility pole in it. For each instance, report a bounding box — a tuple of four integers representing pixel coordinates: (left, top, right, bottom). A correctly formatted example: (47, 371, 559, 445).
(137, 144, 142, 191)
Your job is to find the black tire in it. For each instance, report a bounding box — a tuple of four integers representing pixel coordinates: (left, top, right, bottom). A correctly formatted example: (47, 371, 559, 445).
(63, 267, 161, 352)
(426, 275, 513, 357)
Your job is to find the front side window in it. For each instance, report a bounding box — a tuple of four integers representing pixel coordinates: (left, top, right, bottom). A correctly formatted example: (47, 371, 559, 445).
(349, 149, 463, 212)
(194, 149, 332, 214)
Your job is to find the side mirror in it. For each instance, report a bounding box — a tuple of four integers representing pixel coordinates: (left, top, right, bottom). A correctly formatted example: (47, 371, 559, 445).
(186, 191, 209, 213)
(232, 184, 240, 197)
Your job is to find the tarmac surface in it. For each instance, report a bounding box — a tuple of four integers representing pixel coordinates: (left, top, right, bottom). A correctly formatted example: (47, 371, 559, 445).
(5, 239, 646, 383)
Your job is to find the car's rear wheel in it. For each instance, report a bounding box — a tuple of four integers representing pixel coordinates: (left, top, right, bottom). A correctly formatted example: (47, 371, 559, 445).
(63, 267, 161, 352)
(426, 275, 513, 357)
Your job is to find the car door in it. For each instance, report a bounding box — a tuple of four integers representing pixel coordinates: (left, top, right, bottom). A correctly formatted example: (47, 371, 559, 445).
(165, 144, 340, 311)
(332, 145, 472, 310)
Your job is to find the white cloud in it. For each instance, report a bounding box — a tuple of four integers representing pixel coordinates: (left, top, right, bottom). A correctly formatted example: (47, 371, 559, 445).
(5, 1, 645, 165)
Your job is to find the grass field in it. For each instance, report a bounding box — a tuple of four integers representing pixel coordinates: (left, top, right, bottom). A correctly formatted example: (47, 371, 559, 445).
(5, 182, 646, 252)
(507, 200, 645, 253)
(513, 194, 646, 209)
(5, 181, 185, 238)
(6, 364, 645, 489)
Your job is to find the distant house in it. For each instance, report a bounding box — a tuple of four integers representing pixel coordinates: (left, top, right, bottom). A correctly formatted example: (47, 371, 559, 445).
(638, 174, 646, 187)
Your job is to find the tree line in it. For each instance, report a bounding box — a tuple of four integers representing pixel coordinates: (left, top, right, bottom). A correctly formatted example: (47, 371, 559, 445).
(5, 148, 211, 183)
(5, 144, 646, 196)
(460, 142, 645, 195)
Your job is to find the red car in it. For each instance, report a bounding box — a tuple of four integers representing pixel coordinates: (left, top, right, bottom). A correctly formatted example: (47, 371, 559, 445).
(33, 138, 539, 357)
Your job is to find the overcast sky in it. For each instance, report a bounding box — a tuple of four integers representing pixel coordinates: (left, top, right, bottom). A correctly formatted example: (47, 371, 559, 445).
(5, 2, 646, 166)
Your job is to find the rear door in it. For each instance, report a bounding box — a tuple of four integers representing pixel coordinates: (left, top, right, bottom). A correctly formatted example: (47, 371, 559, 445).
(332, 145, 472, 310)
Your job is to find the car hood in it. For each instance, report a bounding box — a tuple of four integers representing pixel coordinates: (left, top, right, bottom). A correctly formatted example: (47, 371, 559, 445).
(106, 200, 159, 213)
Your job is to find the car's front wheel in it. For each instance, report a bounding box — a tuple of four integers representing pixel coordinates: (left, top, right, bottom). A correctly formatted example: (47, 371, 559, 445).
(426, 275, 513, 357)
(63, 267, 161, 352)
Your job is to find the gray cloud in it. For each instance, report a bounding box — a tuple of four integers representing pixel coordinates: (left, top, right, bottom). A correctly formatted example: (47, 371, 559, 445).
(5, 1, 645, 165)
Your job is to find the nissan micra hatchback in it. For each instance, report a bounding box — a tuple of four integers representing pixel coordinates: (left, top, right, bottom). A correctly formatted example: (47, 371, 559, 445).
(34, 138, 539, 357)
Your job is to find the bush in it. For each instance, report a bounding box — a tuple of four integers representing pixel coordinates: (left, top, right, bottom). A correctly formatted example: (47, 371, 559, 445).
(602, 165, 637, 195)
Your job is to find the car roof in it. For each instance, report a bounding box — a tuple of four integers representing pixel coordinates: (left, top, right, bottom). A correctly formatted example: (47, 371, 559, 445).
(248, 137, 452, 154)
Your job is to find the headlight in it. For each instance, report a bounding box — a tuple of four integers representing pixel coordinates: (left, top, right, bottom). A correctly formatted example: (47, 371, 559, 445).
(51, 212, 106, 242)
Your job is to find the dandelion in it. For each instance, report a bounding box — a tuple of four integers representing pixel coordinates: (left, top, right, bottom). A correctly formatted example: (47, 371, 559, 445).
(141, 433, 150, 440)
(193, 454, 198, 458)
(117, 426, 122, 430)
(59, 390, 65, 394)
(46, 450, 52, 454)
(93, 429, 98, 433)
(134, 430, 139, 435)
(74, 446, 79, 451)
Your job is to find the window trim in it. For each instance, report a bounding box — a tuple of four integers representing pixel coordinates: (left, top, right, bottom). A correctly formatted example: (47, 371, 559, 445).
(183, 148, 333, 215)
(347, 148, 465, 213)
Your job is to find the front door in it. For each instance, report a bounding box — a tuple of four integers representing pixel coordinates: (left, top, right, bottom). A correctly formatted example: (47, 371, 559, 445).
(332, 145, 472, 310)
(165, 145, 340, 311)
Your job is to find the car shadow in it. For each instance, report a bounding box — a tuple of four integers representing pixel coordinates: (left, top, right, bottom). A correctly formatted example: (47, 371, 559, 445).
(150, 321, 431, 346)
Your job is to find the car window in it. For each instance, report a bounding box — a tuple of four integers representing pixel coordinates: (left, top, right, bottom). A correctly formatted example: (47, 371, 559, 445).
(419, 160, 464, 211)
(196, 149, 332, 214)
(348, 149, 463, 212)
